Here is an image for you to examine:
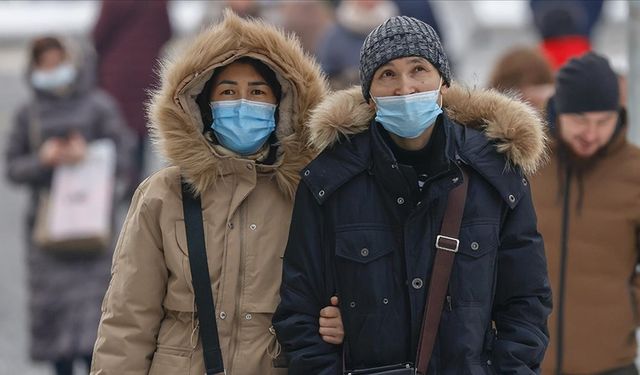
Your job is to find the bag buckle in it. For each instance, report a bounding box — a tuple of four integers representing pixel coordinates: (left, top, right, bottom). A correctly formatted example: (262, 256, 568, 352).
(435, 235, 459, 253)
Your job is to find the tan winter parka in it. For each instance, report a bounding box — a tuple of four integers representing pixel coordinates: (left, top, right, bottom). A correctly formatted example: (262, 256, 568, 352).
(91, 11, 327, 375)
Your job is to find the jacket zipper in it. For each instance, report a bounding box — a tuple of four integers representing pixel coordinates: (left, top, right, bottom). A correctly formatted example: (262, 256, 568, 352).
(229, 201, 247, 373)
(555, 167, 572, 375)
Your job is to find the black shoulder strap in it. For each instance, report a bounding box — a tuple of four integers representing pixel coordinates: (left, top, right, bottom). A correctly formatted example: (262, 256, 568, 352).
(181, 181, 225, 375)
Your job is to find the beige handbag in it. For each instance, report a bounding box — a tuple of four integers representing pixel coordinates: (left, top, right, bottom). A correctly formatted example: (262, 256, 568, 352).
(29, 109, 115, 253)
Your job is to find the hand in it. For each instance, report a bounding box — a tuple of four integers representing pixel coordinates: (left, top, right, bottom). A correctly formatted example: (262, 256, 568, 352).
(319, 296, 344, 345)
(59, 132, 87, 164)
(38, 138, 66, 166)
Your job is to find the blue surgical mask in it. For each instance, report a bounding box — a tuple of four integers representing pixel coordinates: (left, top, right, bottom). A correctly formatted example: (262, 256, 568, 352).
(372, 81, 443, 139)
(31, 63, 77, 91)
(210, 99, 277, 155)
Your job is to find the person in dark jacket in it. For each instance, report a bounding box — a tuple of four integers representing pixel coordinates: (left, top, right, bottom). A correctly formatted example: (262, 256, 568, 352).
(274, 16, 552, 374)
(534, 53, 640, 375)
(92, 0, 172, 193)
(5, 36, 132, 375)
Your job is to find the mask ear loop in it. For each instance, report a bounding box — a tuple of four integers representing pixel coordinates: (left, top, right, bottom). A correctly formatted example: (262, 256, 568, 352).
(437, 77, 444, 107)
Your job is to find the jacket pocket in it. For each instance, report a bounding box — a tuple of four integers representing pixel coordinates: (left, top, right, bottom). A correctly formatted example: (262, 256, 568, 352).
(149, 345, 191, 375)
(451, 223, 499, 303)
(335, 224, 395, 264)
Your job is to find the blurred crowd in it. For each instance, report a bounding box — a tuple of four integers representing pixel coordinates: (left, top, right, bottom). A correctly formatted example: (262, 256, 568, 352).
(2, 1, 636, 375)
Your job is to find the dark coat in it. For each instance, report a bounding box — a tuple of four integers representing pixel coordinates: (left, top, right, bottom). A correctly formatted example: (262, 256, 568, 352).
(5, 57, 132, 361)
(273, 86, 552, 374)
(92, 0, 171, 137)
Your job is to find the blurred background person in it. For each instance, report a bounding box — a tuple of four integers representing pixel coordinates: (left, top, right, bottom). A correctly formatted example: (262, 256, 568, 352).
(4, 36, 131, 375)
(531, 53, 640, 375)
(488, 45, 555, 112)
(277, 1, 334, 54)
(315, 0, 400, 89)
(92, 0, 171, 197)
(530, 0, 604, 70)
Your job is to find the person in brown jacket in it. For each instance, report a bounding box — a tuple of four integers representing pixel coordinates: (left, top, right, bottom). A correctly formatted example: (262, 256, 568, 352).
(90, 11, 342, 375)
(532, 53, 640, 375)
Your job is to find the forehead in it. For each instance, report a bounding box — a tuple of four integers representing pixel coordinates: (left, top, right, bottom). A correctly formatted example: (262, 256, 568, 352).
(214, 62, 264, 83)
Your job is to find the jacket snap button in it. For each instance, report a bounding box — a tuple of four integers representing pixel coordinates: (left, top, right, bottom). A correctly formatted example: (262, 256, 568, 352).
(219, 311, 227, 320)
(391, 163, 398, 169)
(522, 178, 528, 186)
(397, 197, 405, 205)
(318, 190, 325, 197)
(471, 242, 479, 251)
(360, 248, 369, 257)
(349, 301, 356, 308)
(304, 170, 310, 176)
(411, 278, 423, 289)
(245, 313, 252, 320)
(382, 298, 389, 305)
(246, 163, 253, 170)
(508, 194, 516, 203)
(487, 359, 492, 366)
(227, 222, 234, 230)
(452, 177, 459, 183)
(250, 224, 257, 231)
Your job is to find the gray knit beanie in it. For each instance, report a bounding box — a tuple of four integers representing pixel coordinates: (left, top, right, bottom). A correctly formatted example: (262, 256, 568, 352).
(360, 15, 451, 101)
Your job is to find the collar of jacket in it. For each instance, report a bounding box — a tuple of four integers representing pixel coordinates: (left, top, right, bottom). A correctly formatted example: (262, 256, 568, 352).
(147, 10, 328, 199)
(368, 115, 453, 199)
(302, 84, 548, 208)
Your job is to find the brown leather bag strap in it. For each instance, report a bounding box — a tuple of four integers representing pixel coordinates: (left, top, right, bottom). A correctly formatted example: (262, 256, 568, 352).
(415, 167, 469, 374)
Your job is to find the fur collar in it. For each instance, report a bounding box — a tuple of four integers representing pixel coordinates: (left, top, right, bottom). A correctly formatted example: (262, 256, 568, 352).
(148, 10, 327, 198)
(307, 85, 548, 175)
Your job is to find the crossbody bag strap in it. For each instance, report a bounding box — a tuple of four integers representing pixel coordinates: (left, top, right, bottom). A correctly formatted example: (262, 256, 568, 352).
(181, 180, 225, 375)
(415, 167, 469, 375)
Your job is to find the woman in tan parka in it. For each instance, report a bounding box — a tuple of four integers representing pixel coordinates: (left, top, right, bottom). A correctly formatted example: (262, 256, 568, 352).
(91, 11, 336, 375)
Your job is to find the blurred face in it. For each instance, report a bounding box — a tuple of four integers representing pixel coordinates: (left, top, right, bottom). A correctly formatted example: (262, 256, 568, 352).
(369, 56, 447, 104)
(210, 62, 277, 105)
(558, 111, 618, 158)
(36, 48, 66, 70)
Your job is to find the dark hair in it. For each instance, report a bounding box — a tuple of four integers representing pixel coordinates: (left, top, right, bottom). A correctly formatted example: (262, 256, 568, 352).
(30, 36, 66, 67)
(196, 57, 282, 130)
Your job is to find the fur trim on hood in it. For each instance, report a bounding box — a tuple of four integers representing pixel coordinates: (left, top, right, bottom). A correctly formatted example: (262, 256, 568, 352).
(148, 10, 328, 198)
(307, 85, 548, 175)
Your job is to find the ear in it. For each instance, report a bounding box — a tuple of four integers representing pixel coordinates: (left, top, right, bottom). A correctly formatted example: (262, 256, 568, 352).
(368, 99, 377, 111)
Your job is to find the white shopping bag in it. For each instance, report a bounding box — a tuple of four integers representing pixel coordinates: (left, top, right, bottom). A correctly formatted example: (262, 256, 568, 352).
(36, 139, 116, 252)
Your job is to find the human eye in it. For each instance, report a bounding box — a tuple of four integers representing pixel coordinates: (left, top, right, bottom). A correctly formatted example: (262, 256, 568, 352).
(220, 89, 235, 95)
(379, 69, 395, 79)
(251, 88, 266, 96)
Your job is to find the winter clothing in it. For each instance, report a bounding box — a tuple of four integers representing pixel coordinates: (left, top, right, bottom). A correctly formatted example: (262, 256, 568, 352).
(529, 0, 602, 70)
(90, 11, 326, 375)
(554, 52, 619, 114)
(535, 119, 640, 374)
(273, 85, 552, 374)
(5, 49, 131, 362)
(359, 15, 451, 101)
(92, 0, 171, 138)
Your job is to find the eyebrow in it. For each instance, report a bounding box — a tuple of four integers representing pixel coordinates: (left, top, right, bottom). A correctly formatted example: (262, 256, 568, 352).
(408, 57, 428, 64)
(216, 80, 269, 86)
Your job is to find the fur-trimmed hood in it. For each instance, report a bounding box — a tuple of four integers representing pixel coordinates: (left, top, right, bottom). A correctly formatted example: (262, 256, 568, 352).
(148, 10, 327, 197)
(307, 85, 547, 175)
